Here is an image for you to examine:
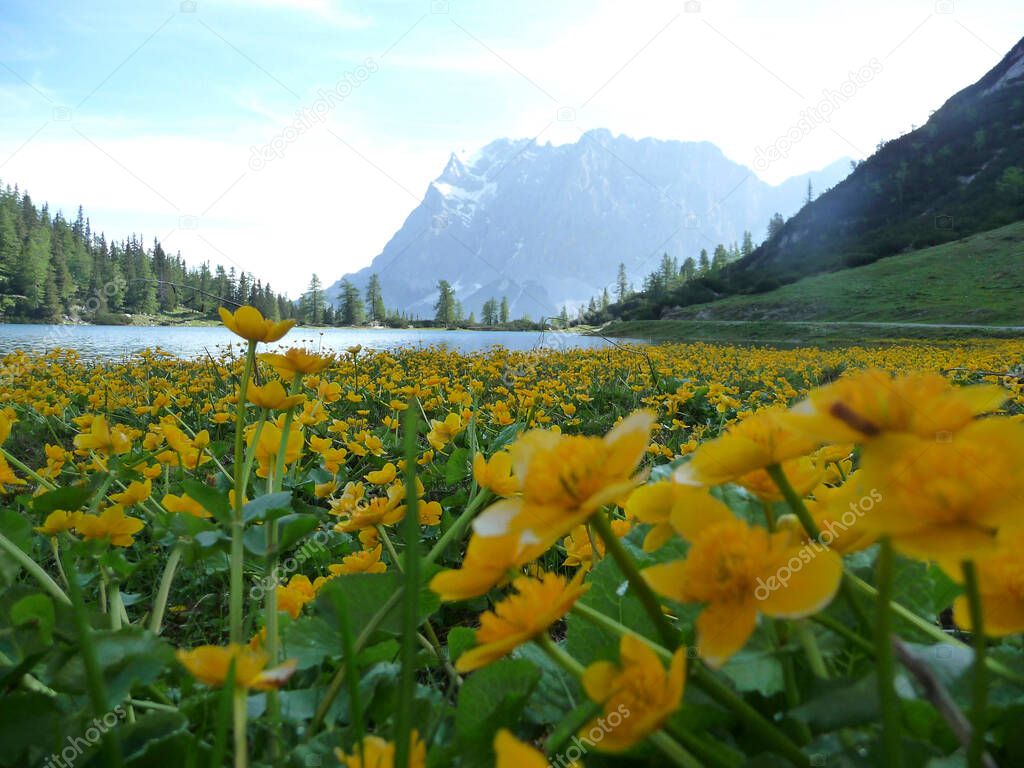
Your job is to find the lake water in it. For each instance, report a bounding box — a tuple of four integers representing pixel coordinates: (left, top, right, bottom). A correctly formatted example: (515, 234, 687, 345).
(0, 324, 628, 360)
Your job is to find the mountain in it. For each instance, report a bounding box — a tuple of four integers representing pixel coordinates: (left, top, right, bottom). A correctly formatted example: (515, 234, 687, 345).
(628, 35, 1024, 317)
(328, 131, 851, 319)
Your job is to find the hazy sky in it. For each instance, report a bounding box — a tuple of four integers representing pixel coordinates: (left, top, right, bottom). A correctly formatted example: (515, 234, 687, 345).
(2, 0, 1021, 295)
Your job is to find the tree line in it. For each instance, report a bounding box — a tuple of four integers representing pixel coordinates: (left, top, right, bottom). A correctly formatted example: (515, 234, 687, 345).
(560, 224, 776, 327)
(0, 183, 296, 323)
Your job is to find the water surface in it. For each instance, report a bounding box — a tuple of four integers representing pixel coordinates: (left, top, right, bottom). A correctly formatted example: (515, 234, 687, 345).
(0, 324, 627, 360)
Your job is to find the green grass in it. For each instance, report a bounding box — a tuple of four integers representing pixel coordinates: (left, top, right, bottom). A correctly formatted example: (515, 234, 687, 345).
(666, 221, 1024, 324)
(598, 318, 1021, 346)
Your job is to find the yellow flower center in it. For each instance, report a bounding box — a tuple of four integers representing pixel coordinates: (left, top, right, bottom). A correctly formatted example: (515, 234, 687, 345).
(524, 436, 609, 506)
(681, 520, 769, 603)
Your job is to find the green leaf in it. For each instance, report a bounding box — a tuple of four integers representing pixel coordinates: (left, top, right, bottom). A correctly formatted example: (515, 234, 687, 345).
(447, 627, 476, 664)
(444, 447, 471, 485)
(716, 638, 786, 696)
(0, 692, 61, 765)
(11, 593, 55, 645)
(455, 659, 540, 747)
(31, 473, 109, 514)
(514, 642, 581, 726)
(0, 509, 33, 583)
(114, 711, 191, 767)
(792, 673, 880, 730)
(315, 572, 440, 643)
(489, 423, 524, 452)
(52, 627, 174, 708)
(276, 513, 320, 553)
(241, 491, 293, 522)
(284, 616, 341, 671)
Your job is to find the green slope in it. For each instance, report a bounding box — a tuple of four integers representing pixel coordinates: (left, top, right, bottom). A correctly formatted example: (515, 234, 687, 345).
(664, 221, 1024, 325)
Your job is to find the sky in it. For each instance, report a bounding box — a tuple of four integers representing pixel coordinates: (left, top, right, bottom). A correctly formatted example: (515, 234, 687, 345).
(1, 0, 1022, 297)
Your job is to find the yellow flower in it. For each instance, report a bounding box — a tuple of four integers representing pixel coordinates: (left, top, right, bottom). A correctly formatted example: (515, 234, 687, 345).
(429, 532, 538, 601)
(675, 406, 818, 487)
(493, 730, 552, 768)
(419, 500, 443, 526)
(36, 509, 82, 535)
(427, 412, 464, 451)
(472, 451, 517, 497)
(333, 495, 405, 533)
(218, 305, 295, 343)
(247, 380, 305, 410)
(625, 481, 722, 552)
(856, 418, 1024, 561)
(334, 732, 425, 768)
(787, 369, 1006, 443)
(561, 517, 631, 569)
(247, 419, 303, 478)
(455, 570, 590, 672)
(110, 478, 152, 507)
(791, 473, 878, 554)
(952, 527, 1024, 636)
(162, 492, 212, 518)
(736, 456, 823, 502)
(364, 462, 398, 485)
(276, 574, 316, 618)
(0, 408, 15, 444)
(176, 644, 296, 690)
(76, 505, 146, 547)
(644, 504, 841, 667)
(580, 634, 686, 752)
(73, 415, 132, 455)
(258, 347, 332, 379)
(329, 545, 389, 576)
(473, 410, 655, 552)
(0, 456, 26, 493)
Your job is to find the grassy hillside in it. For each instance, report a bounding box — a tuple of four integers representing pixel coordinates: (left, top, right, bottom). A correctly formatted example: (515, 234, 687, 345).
(662, 221, 1024, 325)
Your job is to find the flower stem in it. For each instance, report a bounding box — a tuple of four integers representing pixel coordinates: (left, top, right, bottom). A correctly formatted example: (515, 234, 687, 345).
(395, 402, 422, 768)
(0, 531, 70, 605)
(846, 572, 1024, 685)
(233, 686, 248, 768)
(962, 559, 987, 768)
(149, 543, 183, 635)
(229, 340, 257, 644)
(875, 538, 903, 767)
(588, 511, 678, 648)
(534, 633, 586, 678)
(66, 560, 123, 768)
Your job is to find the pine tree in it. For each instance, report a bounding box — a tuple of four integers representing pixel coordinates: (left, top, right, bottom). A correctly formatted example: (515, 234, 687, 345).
(712, 244, 729, 271)
(741, 231, 754, 258)
(365, 273, 385, 323)
(767, 212, 785, 239)
(301, 274, 325, 324)
(615, 262, 629, 302)
(697, 249, 710, 275)
(681, 257, 696, 282)
(434, 280, 456, 326)
(338, 280, 364, 325)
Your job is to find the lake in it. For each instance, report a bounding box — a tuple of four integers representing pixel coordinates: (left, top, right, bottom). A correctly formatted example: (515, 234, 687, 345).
(0, 323, 629, 360)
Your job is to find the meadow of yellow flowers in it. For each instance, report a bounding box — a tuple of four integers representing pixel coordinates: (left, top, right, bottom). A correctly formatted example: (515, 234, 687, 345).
(1, 306, 1023, 768)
